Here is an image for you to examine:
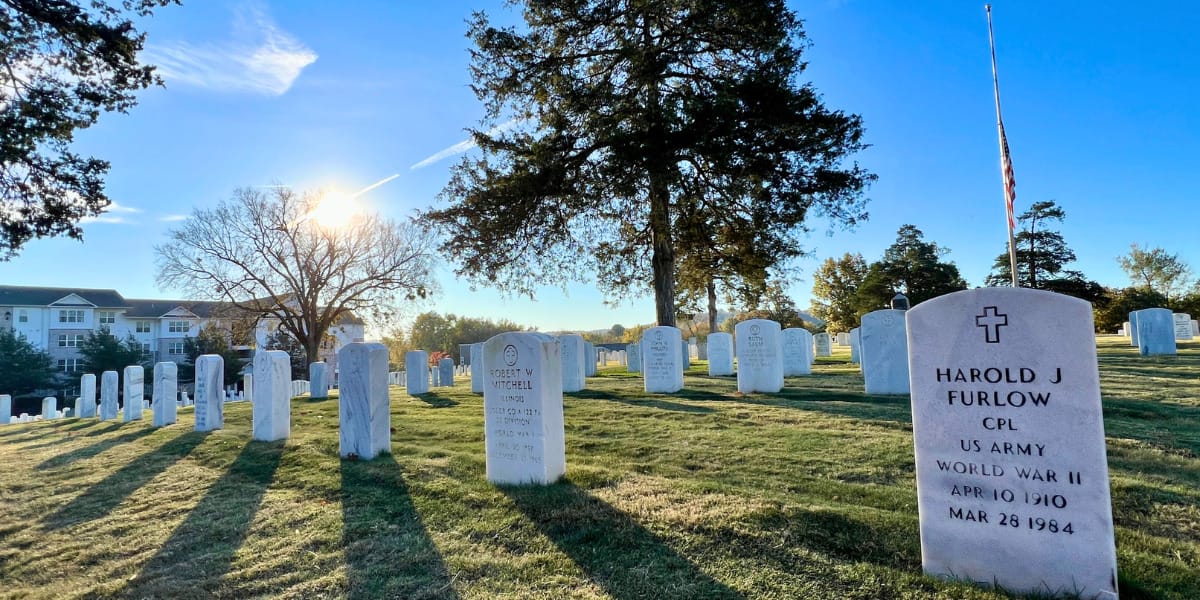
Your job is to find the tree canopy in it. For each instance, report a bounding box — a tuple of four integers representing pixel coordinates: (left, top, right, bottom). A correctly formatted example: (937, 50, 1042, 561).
(399, 312, 530, 364)
(853, 225, 967, 312)
(155, 186, 437, 364)
(181, 324, 245, 385)
(1117, 243, 1194, 301)
(0, 0, 177, 259)
(78, 326, 146, 376)
(0, 329, 58, 399)
(424, 0, 873, 327)
(809, 252, 868, 333)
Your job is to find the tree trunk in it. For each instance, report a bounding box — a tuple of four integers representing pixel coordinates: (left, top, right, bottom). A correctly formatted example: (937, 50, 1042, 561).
(649, 177, 675, 327)
(304, 336, 321, 370)
(707, 279, 718, 334)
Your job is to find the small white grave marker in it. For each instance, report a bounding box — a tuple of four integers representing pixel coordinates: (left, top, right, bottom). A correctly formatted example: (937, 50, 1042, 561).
(194, 355, 225, 432)
(254, 350, 292, 441)
(100, 371, 119, 421)
(735, 319, 783, 393)
(814, 333, 832, 357)
(484, 332, 565, 485)
(860, 309, 910, 395)
(123, 366, 144, 421)
(405, 351, 430, 394)
(310, 361, 329, 398)
(80, 373, 97, 418)
(781, 327, 813, 377)
(706, 332, 734, 376)
(558, 334, 586, 392)
(153, 362, 178, 427)
(470, 343, 485, 394)
(641, 326, 683, 393)
(338, 343, 391, 459)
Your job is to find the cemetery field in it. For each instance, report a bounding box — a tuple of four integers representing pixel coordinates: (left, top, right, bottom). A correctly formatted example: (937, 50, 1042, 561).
(0, 338, 1196, 599)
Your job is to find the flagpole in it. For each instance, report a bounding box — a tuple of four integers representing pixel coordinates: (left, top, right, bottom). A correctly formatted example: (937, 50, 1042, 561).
(986, 4, 1020, 287)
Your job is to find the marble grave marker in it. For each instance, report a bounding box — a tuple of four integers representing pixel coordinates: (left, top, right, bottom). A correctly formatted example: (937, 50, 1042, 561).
(100, 370, 119, 421)
(706, 332, 734, 376)
(861, 309, 910, 395)
(642, 326, 684, 393)
(254, 350, 292, 441)
(735, 319, 784, 393)
(194, 355, 224, 432)
(152, 362, 178, 427)
(338, 343, 391, 459)
(483, 332, 566, 485)
(781, 327, 813, 377)
(405, 351, 430, 394)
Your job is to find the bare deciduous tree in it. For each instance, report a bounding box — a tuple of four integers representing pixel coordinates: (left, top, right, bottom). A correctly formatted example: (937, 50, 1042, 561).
(155, 187, 436, 363)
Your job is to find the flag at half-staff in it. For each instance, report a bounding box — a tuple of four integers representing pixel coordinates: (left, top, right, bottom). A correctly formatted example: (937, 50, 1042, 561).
(986, 4, 1019, 286)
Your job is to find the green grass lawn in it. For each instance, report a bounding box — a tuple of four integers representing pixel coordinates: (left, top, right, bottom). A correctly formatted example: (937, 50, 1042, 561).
(0, 337, 1196, 599)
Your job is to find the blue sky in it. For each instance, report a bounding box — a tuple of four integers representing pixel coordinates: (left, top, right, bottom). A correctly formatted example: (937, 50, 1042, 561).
(1, 1, 1197, 334)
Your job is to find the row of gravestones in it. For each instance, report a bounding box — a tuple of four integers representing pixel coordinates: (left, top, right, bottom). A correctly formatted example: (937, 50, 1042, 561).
(1123, 309, 1195, 355)
(480, 288, 1119, 599)
(0, 359, 335, 426)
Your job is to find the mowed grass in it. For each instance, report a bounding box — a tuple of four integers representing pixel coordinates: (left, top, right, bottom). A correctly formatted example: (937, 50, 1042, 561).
(0, 337, 1196, 599)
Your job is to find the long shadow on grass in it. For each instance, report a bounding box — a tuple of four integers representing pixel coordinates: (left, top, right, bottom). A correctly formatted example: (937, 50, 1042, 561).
(571, 389, 715, 414)
(43, 430, 209, 530)
(121, 440, 285, 598)
(502, 480, 742, 600)
(733, 388, 914, 426)
(15, 422, 131, 452)
(411, 392, 458, 408)
(36, 427, 159, 470)
(340, 454, 459, 599)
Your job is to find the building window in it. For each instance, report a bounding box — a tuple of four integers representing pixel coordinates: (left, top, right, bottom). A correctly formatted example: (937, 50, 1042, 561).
(17, 309, 27, 323)
(97, 311, 116, 324)
(57, 359, 81, 373)
(168, 320, 190, 333)
(168, 341, 185, 355)
(135, 320, 152, 333)
(140, 342, 152, 355)
(57, 334, 84, 347)
(59, 309, 84, 323)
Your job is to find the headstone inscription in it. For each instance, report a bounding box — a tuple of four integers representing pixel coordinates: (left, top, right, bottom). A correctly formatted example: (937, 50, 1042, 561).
(1127, 311, 1139, 347)
(860, 309, 910, 395)
(338, 343, 391, 460)
(100, 370, 119, 421)
(814, 333, 832, 357)
(0, 395, 9, 425)
(153, 362, 178, 427)
(253, 350, 292, 442)
(626, 342, 642, 374)
(80, 373, 97, 418)
(405, 351, 430, 395)
(907, 288, 1118, 598)
(849, 327, 861, 364)
(470, 343, 485, 394)
(1173, 313, 1193, 340)
(310, 361, 329, 398)
(483, 332, 566, 485)
(194, 354, 224, 432)
(706, 332, 734, 376)
(781, 327, 813, 377)
(123, 366, 144, 421)
(558, 334, 586, 392)
(642, 326, 684, 393)
(1135, 308, 1176, 356)
(438, 357, 455, 387)
(42, 397, 57, 419)
(735, 319, 784, 393)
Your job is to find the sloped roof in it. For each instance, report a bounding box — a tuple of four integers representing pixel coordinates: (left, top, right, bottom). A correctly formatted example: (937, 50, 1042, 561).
(0, 285, 127, 308)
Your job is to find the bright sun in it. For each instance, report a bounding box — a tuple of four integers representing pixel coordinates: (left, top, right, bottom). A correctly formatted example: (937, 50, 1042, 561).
(305, 193, 357, 229)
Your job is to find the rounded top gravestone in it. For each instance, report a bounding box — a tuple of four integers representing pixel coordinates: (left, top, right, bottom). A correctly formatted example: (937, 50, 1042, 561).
(891, 293, 910, 311)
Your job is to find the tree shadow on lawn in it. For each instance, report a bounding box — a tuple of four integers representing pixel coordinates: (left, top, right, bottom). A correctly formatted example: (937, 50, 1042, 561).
(570, 389, 716, 414)
(340, 453, 459, 600)
(733, 388, 914, 427)
(36, 426, 159, 470)
(406, 391, 458, 408)
(121, 439, 285, 598)
(43, 430, 210, 530)
(0, 419, 114, 443)
(502, 479, 743, 600)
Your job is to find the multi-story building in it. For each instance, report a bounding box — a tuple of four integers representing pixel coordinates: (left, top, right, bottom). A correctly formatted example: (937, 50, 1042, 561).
(0, 285, 365, 394)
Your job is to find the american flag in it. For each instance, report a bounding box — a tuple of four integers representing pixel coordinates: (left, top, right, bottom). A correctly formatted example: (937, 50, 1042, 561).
(998, 119, 1016, 231)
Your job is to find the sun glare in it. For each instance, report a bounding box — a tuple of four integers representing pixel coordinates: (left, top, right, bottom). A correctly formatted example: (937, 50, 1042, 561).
(304, 193, 357, 230)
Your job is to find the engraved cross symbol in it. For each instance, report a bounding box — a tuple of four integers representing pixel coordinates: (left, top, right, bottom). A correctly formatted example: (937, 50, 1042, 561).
(975, 306, 1008, 344)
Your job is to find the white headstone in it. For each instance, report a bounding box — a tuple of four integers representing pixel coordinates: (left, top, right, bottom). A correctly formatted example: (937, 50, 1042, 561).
(584, 342, 597, 377)
(73, 397, 81, 418)
(42, 397, 57, 419)
(405, 351, 430, 395)
(243, 373, 254, 403)
(470, 343, 485, 394)
(1127, 311, 1139, 347)
(641, 326, 684, 393)
(1193, 320, 1200, 337)
(123, 366, 144, 421)
(180, 390, 190, 406)
(1172, 313, 1193, 340)
(907, 287, 1117, 599)
(814, 333, 832, 357)
(849, 327, 861, 364)
(860, 309, 910, 395)
(1135, 308, 1176, 356)
(680, 341, 691, 368)
(79, 373, 97, 418)
(309, 361, 329, 397)
(1121, 321, 1130, 337)
(194, 354, 225, 432)
(0, 394, 9, 425)
(706, 332, 734, 376)
(253, 350, 292, 442)
(483, 332, 565, 485)
(152, 362, 178, 427)
(558, 334, 586, 393)
(626, 342, 642, 373)
(100, 371, 119, 421)
(338, 343, 391, 460)
(63, 407, 72, 418)
(438, 357, 454, 387)
(735, 319, 784, 393)
(598, 350, 608, 366)
(781, 328, 813, 377)
(837, 332, 850, 345)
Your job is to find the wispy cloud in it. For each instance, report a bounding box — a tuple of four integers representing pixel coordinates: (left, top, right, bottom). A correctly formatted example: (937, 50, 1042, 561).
(104, 202, 142, 213)
(158, 214, 188, 222)
(80, 216, 133, 225)
(144, 7, 317, 96)
(411, 119, 525, 170)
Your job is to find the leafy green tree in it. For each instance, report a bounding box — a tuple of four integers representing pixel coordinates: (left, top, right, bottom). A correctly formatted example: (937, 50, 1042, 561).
(1117, 243, 1194, 301)
(262, 330, 307, 380)
(407, 312, 530, 363)
(0, 329, 58, 399)
(78, 326, 147, 376)
(852, 225, 967, 312)
(1094, 287, 1169, 333)
(0, 0, 177, 259)
(424, 0, 873, 327)
(810, 253, 868, 333)
(722, 281, 809, 332)
(181, 325, 245, 385)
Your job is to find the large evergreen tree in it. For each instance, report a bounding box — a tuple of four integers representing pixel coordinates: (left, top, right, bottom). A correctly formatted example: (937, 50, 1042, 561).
(852, 225, 967, 312)
(78, 326, 146, 375)
(425, 0, 873, 327)
(0, 329, 58, 399)
(986, 201, 1085, 288)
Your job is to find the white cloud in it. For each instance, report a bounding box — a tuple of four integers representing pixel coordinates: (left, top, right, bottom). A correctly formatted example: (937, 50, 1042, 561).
(144, 7, 317, 96)
(158, 214, 188, 222)
(411, 119, 526, 170)
(104, 202, 142, 213)
(80, 216, 132, 225)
